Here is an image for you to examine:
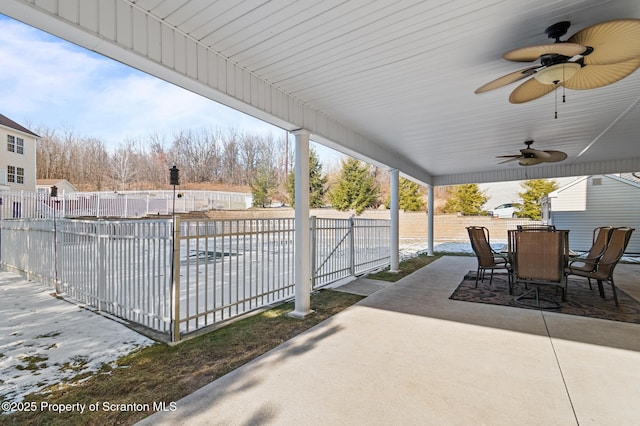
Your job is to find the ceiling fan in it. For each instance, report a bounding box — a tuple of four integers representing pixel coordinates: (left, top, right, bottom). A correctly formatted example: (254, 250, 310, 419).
(475, 19, 640, 104)
(497, 140, 567, 166)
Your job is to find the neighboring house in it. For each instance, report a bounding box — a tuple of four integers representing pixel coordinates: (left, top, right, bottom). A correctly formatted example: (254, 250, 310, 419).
(542, 174, 640, 253)
(36, 179, 78, 196)
(0, 113, 39, 192)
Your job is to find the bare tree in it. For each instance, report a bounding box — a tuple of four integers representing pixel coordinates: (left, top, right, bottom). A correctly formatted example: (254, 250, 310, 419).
(111, 139, 139, 191)
(80, 137, 110, 190)
(220, 128, 241, 184)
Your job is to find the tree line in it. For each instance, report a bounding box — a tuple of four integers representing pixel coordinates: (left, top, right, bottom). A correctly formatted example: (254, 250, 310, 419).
(35, 125, 429, 214)
(38, 123, 558, 217)
(35, 126, 290, 193)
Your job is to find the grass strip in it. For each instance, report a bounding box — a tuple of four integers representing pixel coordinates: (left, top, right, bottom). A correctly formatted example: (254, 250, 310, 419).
(366, 253, 444, 282)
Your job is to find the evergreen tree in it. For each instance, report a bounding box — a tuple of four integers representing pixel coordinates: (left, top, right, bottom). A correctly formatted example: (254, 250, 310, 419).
(442, 184, 488, 215)
(385, 177, 426, 211)
(250, 166, 277, 208)
(328, 158, 379, 215)
(286, 147, 328, 208)
(517, 179, 558, 219)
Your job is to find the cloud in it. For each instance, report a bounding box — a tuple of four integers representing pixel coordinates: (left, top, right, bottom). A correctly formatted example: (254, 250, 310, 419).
(0, 14, 341, 163)
(0, 15, 280, 149)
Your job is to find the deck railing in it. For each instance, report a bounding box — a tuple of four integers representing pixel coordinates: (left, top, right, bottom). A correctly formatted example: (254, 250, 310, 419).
(0, 215, 390, 341)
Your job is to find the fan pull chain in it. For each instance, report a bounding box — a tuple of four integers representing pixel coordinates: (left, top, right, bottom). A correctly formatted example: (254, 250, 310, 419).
(562, 64, 567, 104)
(554, 85, 558, 119)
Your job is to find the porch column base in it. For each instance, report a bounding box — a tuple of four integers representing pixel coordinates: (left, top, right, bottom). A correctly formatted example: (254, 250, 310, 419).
(288, 309, 315, 319)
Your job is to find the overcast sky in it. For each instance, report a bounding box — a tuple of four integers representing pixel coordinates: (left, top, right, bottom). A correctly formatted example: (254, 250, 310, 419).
(0, 14, 343, 164)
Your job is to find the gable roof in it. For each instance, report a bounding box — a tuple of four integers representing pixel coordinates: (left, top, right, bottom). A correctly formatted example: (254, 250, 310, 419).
(0, 113, 39, 138)
(36, 179, 78, 191)
(548, 174, 640, 198)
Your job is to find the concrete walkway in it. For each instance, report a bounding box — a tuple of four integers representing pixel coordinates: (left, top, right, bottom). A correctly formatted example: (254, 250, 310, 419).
(139, 256, 640, 425)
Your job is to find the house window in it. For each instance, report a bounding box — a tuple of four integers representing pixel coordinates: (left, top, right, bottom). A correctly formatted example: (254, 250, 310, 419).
(7, 136, 24, 154)
(7, 166, 24, 184)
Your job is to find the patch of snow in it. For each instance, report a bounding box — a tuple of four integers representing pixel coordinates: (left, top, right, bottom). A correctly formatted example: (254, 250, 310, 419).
(0, 272, 154, 404)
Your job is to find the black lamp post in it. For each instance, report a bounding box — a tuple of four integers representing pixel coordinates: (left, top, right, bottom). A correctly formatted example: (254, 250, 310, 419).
(168, 166, 180, 341)
(169, 165, 180, 216)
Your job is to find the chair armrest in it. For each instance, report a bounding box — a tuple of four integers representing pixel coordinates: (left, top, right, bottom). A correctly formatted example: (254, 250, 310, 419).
(568, 255, 599, 267)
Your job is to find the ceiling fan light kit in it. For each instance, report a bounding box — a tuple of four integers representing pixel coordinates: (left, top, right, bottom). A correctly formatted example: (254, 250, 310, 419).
(534, 62, 581, 84)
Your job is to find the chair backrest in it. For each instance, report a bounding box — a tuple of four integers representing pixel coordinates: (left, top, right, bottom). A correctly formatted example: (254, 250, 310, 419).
(514, 230, 568, 283)
(466, 226, 498, 267)
(582, 226, 614, 270)
(516, 224, 556, 232)
(596, 227, 635, 278)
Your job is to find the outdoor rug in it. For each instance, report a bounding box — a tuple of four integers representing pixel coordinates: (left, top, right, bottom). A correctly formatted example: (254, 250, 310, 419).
(449, 271, 640, 324)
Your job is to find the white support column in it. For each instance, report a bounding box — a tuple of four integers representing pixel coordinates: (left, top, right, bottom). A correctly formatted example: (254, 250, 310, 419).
(427, 184, 434, 256)
(289, 129, 314, 319)
(389, 169, 400, 272)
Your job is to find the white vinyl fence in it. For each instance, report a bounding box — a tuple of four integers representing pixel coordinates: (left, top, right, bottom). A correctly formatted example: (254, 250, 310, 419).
(0, 190, 252, 219)
(1, 216, 390, 341)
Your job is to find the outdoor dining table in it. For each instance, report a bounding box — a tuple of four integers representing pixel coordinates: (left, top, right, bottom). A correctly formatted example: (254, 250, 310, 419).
(504, 229, 573, 308)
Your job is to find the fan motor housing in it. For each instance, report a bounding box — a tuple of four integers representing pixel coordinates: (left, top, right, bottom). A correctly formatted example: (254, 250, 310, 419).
(545, 21, 571, 41)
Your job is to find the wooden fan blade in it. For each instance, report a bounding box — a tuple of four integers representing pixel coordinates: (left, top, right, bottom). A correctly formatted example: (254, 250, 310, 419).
(475, 67, 539, 93)
(508, 78, 558, 104)
(563, 58, 640, 89)
(568, 19, 640, 65)
(497, 156, 522, 164)
(540, 150, 568, 163)
(503, 43, 587, 62)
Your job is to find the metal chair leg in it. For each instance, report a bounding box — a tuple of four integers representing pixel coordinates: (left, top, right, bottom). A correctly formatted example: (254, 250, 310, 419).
(610, 278, 619, 307)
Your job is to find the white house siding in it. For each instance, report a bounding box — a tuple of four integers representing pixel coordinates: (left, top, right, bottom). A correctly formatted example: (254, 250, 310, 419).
(548, 175, 640, 253)
(1, 120, 37, 192)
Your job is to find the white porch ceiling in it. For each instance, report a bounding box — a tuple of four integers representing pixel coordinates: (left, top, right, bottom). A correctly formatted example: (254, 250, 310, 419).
(2, 0, 640, 186)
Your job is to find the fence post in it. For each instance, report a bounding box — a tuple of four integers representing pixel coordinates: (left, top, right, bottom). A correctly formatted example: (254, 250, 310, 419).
(171, 216, 181, 342)
(349, 215, 355, 276)
(96, 220, 107, 311)
(310, 216, 317, 288)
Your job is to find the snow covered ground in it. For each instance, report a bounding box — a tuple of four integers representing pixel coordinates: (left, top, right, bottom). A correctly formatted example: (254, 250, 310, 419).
(0, 272, 153, 405)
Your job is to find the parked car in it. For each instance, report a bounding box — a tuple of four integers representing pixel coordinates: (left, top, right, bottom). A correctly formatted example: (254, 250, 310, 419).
(488, 203, 519, 218)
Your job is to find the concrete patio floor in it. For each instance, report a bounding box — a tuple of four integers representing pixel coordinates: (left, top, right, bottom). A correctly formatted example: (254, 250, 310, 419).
(140, 256, 640, 425)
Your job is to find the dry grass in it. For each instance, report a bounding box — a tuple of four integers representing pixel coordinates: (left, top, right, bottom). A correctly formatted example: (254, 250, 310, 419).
(2, 290, 363, 426)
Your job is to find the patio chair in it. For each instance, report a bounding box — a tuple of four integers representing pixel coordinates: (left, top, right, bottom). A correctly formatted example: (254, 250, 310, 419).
(564, 226, 614, 289)
(466, 226, 511, 289)
(512, 229, 569, 308)
(565, 227, 635, 307)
